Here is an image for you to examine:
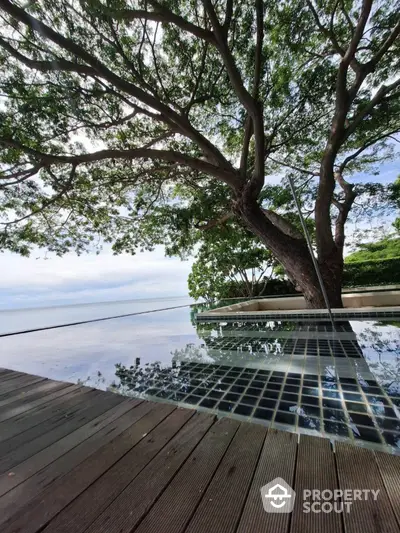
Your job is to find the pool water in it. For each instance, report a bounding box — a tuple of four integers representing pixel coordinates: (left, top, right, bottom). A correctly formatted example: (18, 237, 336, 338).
(0, 302, 399, 453)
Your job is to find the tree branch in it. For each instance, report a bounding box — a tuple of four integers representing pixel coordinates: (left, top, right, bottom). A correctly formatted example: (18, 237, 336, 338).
(334, 172, 357, 249)
(0, 36, 93, 75)
(240, 0, 264, 177)
(202, 0, 265, 196)
(195, 212, 233, 230)
(261, 209, 304, 240)
(268, 156, 319, 176)
(0, 0, 231, 169)
(345, 77, 400, 139)
(338, 129, 400, 173)
(111, 2, 216, 44)
(1, 165, 76, 226)
(366, 20, 400, 70)
(0, 137, 241, 187)
(306, 0, 345, 56)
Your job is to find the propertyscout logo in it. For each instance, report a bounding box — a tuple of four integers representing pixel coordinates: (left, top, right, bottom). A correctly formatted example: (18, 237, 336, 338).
(260, 478, 380, 514)
(261, 478, 295, 513)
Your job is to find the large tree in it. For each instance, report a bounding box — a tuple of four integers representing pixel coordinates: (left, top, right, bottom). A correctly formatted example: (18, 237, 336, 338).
(0, 0, 399, 307)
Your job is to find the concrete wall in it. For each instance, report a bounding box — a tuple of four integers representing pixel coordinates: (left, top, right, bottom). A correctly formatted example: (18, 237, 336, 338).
(202, 290, 400, 317)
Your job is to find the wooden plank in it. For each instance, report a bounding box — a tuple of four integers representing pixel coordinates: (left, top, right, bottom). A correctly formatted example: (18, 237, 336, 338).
(0, 379, 70, 409)
(0, 399, 151, 526)
(0, 398, 141, 497)
(335, 442, 399, 533)
(0, 389, 123, 476)
(0, 385, 94, 444)
(0, 387, 98, 457)
(135, 417, 240, 533)
(0, 370, 19, 379)
(183, 421, 267, 533)
(290, 434, 342, 533)
(0, 384, 92, 432)
(1, 402, 175, 533)
(0, 372, 26, 384)
(43, 407, 196, 533)
(0, 374, 45, 394)
(374, 451, 400, 526)
(0, 382, 80, 423)
(236, 428, 298, 533)
(85, 411, 215, 533)
(0, 373, 45, 389)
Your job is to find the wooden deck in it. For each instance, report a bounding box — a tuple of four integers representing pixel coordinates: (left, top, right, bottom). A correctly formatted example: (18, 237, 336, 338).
(0, 369, 399, 533)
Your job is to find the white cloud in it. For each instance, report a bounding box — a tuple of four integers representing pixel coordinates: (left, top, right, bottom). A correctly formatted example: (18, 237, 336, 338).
(0, 246, 193, 308)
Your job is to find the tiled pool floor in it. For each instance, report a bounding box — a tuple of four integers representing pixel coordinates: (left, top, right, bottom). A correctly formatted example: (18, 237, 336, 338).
(116, 361, 400, 452)
(114, 318, 400, 453)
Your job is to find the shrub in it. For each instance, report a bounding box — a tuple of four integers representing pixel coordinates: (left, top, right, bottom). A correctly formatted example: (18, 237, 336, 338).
(343, 257, 400, 287)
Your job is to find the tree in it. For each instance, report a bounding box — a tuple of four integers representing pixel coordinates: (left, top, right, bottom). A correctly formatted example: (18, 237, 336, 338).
(390, 176, 400, 233)
(188, 224, 276, 301)
(0, 0, 399, 307)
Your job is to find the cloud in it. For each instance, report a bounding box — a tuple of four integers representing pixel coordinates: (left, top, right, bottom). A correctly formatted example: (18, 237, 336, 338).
(0, 246, 193, 309)
(1, 160, 397, 310)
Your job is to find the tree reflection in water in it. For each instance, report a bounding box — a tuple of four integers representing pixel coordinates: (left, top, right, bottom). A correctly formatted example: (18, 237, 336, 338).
(110, 318, 392, 397)
(93, 316, 400, 451)
(357, 320, 400, 397)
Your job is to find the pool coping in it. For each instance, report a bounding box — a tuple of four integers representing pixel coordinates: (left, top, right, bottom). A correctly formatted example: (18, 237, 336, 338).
(196, 306, 400, 322)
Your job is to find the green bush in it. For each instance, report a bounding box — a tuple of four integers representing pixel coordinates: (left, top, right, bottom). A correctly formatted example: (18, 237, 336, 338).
(343, 257, 400, 287)
(345, 238, 400, 262)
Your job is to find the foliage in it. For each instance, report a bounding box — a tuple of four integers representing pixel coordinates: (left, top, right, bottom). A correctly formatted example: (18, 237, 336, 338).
(343, 257, 400, 287)
(345, 237, 400, 262)
(0, 0, 399, 303)
(187, 223, 277, 301)
(390, 176, 400, 233)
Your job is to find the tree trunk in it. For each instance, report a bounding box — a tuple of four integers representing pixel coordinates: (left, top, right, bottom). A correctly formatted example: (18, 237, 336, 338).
(236, 198, 344, 309)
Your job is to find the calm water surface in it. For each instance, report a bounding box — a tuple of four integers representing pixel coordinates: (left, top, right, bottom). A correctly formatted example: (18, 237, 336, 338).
(0, 301, 399, 452)
(0, 296, 194, 335)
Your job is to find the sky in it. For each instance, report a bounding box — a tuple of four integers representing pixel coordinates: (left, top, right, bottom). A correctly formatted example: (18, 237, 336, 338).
(0, 160, 398, 310)
(0, 246, 194, 309)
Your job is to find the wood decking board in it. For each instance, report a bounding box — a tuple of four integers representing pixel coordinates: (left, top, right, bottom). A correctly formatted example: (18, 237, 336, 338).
(43, 407, 196, 533)
(134, 417, 240, 533)
(184, 421, 267, 533)
(0, 381, 81, 423)
(0, 371, 26, 383)
(290, 434, 342, 533)
(0, 398, 140, 497)
(335, 442, 399, 533)
(374, 451, 400, 525)
(0, 379, 71, 411)
(236, 428, 298, 533)
(85, 411, 215, 533)
(0, 370, 398, 533)
(0, 401, 169, 532)
(0, 389, 124, 477)
(0, 374, 46, 394)
(0, 386, 97, 446)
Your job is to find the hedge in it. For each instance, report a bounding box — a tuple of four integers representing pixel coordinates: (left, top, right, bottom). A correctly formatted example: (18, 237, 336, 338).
(343, 256, 400, 287)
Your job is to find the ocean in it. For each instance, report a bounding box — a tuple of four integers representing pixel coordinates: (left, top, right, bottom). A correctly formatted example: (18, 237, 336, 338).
(0, 296, 195, 336)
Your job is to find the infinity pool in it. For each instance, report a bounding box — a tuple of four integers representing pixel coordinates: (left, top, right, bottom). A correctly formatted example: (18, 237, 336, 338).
(1, 303, 399, 453)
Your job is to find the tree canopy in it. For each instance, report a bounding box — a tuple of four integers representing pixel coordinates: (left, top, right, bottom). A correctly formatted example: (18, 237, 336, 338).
(0, 0, 399, 306)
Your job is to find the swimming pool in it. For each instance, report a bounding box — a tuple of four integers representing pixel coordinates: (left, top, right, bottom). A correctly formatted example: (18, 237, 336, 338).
(1, 302, 399, 453)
